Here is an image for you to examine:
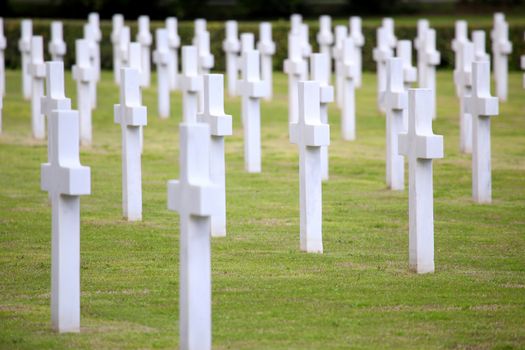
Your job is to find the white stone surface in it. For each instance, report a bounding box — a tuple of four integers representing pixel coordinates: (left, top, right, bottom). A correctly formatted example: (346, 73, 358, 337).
(341, 37, 357, 140)
(118, 26, 131, 69)
(114, 67, 147, 221)
(414, 19, 429, 88)
(87, 13, 101, 100)
(238, 50, 266, 173)
(196, 29, 214, 75)
(310, 53, 334, 181)
(166, 17, 181, 91)
(127, 43, 144, 153)
(491, 14, 512, 102)
(300, 23, 312, 65)
(153, 29, 170, 119)
(290, 81, 329, 253)
(316, 16, 333, 81)
(472, 30, 490, 62)
(465, 61, 499, 203)
(223, 21, 240, 97)
(167, 75, 219, 350)
(111, 14, 124, 84)
(333, 25, 348, 109)
(0, 18, 5, 100)
(385, 58, 407, 191)
(257, 22, 276, 101)
(451, 20, 468, 97)
(18, 19, 32, 100)
(83, 23, 99, 109)
(29, 36, 46, 139)
(41, 107, 90, 333)
(137, 16, 152, 87)
(420, 28, 440, 120)
(72, 39, 96, 146)
(522, 32, 525, 88)
(180, 46, 203, 134)
(284, 32, 307, 125)
(373, 26, 393, 113)
(399, 88, 443, 274)
(290, 13, 302, 35)
(49, 21, 66, 62)
(382, 18, 397, 49)
(349, 17, 365, 88)
(193, 18, 207, 45)
(397, 40, 417, 91)
(455, 40, 474, 154)
(198, 74, 232, 237)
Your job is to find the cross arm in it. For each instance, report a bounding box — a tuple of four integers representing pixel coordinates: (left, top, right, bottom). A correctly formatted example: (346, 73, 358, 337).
(257, 41, 276, 55)
(114, 104, 147, 126)
(137, 32, 153, 46)
(18, 39, 31, 52)
(198, 113, 232, 137)
(316, 32, 334, 46)
(423, 50, 441, 66)
(342, 61, 357, 79)
(319, 85, 334, 104)
(387, 90, 407, 111)
(179, 75, 202, 93)
(49, 41, 66, 55)
(199, 54, 214, 69)
(167, 180, 220, 217)
(41, 163, 91, 196)
(497, 39, 512, 55)
(72, 65, 96, 83)
(415, 134, 444, 159)
(373, 47, 392, 62)
(28, 62, 46, 78)
(153, 50, 170, 65)
(222, 39, 240, 53)
(403, 66, 417, 84)
(283, 58, 306, 76)
(236, 80, 267, 99)
(289, 122, 330, 147)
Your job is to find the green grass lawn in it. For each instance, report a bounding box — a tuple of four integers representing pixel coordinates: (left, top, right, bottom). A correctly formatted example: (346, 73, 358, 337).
(0, 68, 524, 349)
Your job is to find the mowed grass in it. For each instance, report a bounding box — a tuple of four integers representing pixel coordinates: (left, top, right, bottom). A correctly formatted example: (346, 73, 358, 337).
(0, 67, 524, 350)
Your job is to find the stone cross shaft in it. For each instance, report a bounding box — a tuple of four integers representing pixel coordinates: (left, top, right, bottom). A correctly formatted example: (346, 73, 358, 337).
(197, 74, 232, 237)
(238, 50, 267, 173)
(373, 26, 393, 113)
(41, 108, 90, 333)
(258, 22, 276, 101)
(397, 40, 417, 92)
(465, 61, 499, 203)
(29, 36, 46, 139)
(385, 58, 407, 191)
(350, 17, 365, 88)
(333, 25, 348, 109)
(382, 18, 397, 49)
(300, 24, 312, 62)
(167, 110, 219, 350)
(111, 14, 124, 84)
(137, 16, 152, 87)
(290, 81, 330, 253)
(522, 32, 525, 88)
(196, 30, 214, 75)
(491, 16, 512, 102)
(166, 17, 181, 91)
(472, 30, 490, 62)
(284, 33, 307, 125)
(420, 28, 440, 120)
(310, 53, 334, 181)
(452, 20, 468, 97)
(398, 88, 443, 274)
(0, 18, 6, 100)
(180, 46, 203, 124)
(114, 68, 147, 220)
(341, 37, 357, 140)
(118, 26, 131, 70)
(19, 19, 32, 100)
(153, 29, 170, 119)
(223, 21, 240, 97)
(83, 23, 99, 109)
(456, 40, 474, 154)
(72, 39, 96, 146)
(49, 21, 66, 61)
(193, 18, 207, 45)
(414, 19, 429, 88)
(316, 15, 333, 79)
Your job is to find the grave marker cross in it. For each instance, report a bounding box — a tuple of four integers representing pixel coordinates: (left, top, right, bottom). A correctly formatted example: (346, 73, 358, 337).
(28, 36, 46, 139)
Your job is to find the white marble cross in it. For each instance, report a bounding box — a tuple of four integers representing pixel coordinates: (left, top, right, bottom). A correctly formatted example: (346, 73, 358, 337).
(180, 46, 203, 127)
(28, 36, 46, 140)
(290, 81, 329, 253)
(193, 18, 207, 45)
(522, 32, 525, 88)
(238, 50, 266, 173)
(290, 13, 302, 35)
(137, 16, 152, 87)
(72, 39, 96, 146)
(18, 19, 32, 100)
(257, 22, 276, 101)
(382, 18, 397, 50)
(491, 14, 512, 102)
(118, 26, 131, 70)
(316, 15, 333, 81)
(223, 21, 240, 97)
(452, 20, 468, 97)
(373, 26, 393, 113)
(420, 28, 440, 120)
(333, 25, 348, 109)
(41, 107, 90, 333)
(310, 53, 334, 181)
(341, 37, 357, 140)
(284, 32, 307, 125)
(153, 29, 170, 119)
(166, 17, 181, 91)
(49, 21, 66, 62)
(87, 13, 101, 97)
(456, 40, 474, 154)
(350, 17, 365, 88)
(472, 30, 489, 62)
(414, 19, 429, 88)
(0, 18, 5, 101)
(127, 43, 144, 153)
(397, 40, 417, 92)
(196, 29, 214, 75)
(111, 14, 124, 84)
(399, 88, 443, 274)
(197, 74, 232, 237)
(83, 23, 99, 109)
(167, 76, 219, 350)
(465, 61, 499, 204)
(385, 58, 407, 191)
(114, 67, 147, 221)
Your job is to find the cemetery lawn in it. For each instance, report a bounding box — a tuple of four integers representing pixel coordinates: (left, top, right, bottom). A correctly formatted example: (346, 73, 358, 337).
(0, 69, 524, 350)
